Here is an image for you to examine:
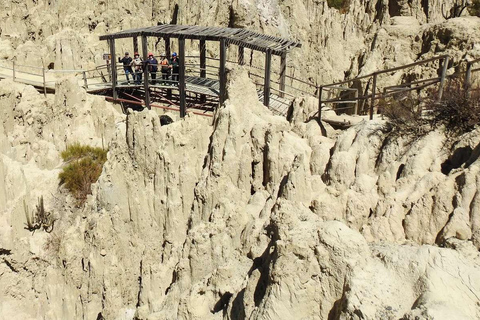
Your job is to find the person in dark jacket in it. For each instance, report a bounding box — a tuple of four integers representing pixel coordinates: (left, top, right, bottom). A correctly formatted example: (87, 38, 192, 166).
(171, 52, 180, 85)
(147, 53, 158, 85)
(118, 52, 133, 84)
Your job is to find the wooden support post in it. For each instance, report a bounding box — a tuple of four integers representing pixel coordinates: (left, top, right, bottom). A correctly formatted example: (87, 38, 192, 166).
(200, 40, 206, 78)
(42, 67, 47, 96)
(142, 35, 151, 109)
(370, 73, 377, 120)
(133, 37, 139, 54)
(238, 46, 244, 65)
(437, 56, 449, 103)
(318, 86, 323, 122)
(83, 71, 88, 89)
(109, 39, 118, 100)
(465, 61, 472, 98)
(279, 52, 287, 98)
(200, 39, 207, 103)
(179, 38, 186, 118)
(165, 37, 171, 58)
(354, 88, 359, 115)
(263, 49, 272, 107)
(12, 61, 15, 82)
(219, 38, 227, 105)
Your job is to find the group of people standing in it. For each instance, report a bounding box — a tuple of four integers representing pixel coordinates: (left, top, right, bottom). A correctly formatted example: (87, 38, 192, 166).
(118, 52, 180, 85)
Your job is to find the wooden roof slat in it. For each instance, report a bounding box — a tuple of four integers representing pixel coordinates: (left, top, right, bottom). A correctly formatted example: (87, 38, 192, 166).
(99, 24, 301, 53)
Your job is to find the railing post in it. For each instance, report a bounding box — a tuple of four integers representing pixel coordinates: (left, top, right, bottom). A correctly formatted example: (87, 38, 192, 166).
(200, 39, 207, 103)
(133, 37, 139, 54)
(42, 67, 47, 96)
(437, 56, 449, 103)
(354, 88, 359, 115)
(279, 52, 287, 98)
(83, 71, 88, 89)
(465, 61, 472, 98)
(263, 49, 272, 107)
(179, 37, 186, 118)
(141, 35, 151, 110)
(12, 61, 15, 82)
(108, 38, 118, 100)
(219, 38, 227, 105)
(370, 73, 377, 120)
(318, 86, 323, 122)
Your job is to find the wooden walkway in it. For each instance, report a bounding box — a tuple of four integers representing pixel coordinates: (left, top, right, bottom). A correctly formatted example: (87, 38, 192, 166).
(0, 65, 293, 116)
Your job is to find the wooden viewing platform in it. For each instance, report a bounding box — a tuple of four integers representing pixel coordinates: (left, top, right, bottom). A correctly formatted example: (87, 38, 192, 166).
(99, 24, 302, 117)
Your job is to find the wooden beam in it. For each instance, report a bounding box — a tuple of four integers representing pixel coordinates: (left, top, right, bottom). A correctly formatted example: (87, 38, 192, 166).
(318, 86, 323, 122)
(279, 52, 286, 98)
(219, 38, 227, 105)
(437, 56, 449, 103)
(179, 37, 186, 118)
(370, 73, 377, 120)
(200, 40, 206, 78)
(465, 61, 472, 98)
(133, 37, 139, 54)
(200, 39, 206, 102)
(263, 49, 272, 107)
(238, 46, 245, 65)
(165, 37, 171, 57)
(109, 39, 118, 99)
(141, 35, 151, 109)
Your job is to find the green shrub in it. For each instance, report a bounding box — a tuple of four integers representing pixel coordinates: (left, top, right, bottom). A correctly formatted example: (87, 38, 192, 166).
(327, 0, 351, 13)
(59, 143, 107, 204)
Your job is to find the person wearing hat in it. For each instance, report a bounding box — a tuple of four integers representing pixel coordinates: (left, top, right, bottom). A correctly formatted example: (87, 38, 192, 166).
(171, 52, 180, 85)
(118, 52, 133, 84)
(130, 52, 143, 85)
(159, 53, 171, 86)
(146, 52, 158, 85)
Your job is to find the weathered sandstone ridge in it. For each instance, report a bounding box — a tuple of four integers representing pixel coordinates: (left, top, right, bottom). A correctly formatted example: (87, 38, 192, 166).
(0, 0, 471, 86)
(1, 67, 480, 319)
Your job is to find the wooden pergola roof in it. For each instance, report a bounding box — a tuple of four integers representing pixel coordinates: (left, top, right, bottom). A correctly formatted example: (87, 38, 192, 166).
(99, 24, 301, 56)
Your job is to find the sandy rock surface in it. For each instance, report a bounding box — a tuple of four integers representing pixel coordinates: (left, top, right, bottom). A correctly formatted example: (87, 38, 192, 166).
(1, 1, 480, 319)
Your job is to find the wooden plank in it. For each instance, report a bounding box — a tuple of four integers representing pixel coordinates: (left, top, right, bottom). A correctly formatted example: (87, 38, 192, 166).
(263, 50, 272, 107)
(219, 38, 227, 105)
(109, 39, 118, 99)
(179, 37, 186, 118)
(142, 35, 151, 109)
(279, 52, 286, 98)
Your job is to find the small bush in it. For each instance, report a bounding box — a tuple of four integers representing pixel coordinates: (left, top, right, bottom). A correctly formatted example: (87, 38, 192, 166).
(59, 144, 107, 204)
(468, 0, 480, 16)
(383, 80, 480, 137)
(327, 0, 351, 13)
(431, 81, 480, 134)
(24, 196, 55, 233)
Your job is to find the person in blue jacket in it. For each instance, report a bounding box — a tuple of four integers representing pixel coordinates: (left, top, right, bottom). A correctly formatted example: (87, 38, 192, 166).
(118, 52, 133, 84)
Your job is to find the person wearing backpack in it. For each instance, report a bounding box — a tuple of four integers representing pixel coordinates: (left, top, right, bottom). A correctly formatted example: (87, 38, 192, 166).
(147, 53, 158, 85)
(159, 53, 171, 85)
(118, 52, 133, 84)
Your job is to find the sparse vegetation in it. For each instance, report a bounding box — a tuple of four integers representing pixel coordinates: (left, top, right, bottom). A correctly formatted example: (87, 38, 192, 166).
(468, 0, 480, 16)
(327, 0, 351, 13)
(383, 80, 480, 137)
(59, 143, 107, 204)
(24, 196, 55, 233)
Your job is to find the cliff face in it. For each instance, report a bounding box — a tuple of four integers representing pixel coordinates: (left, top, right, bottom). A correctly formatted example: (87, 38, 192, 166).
(1, 1, 480, 320)
(0, 0, 463, 84)
(1, 67, 480, 320)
